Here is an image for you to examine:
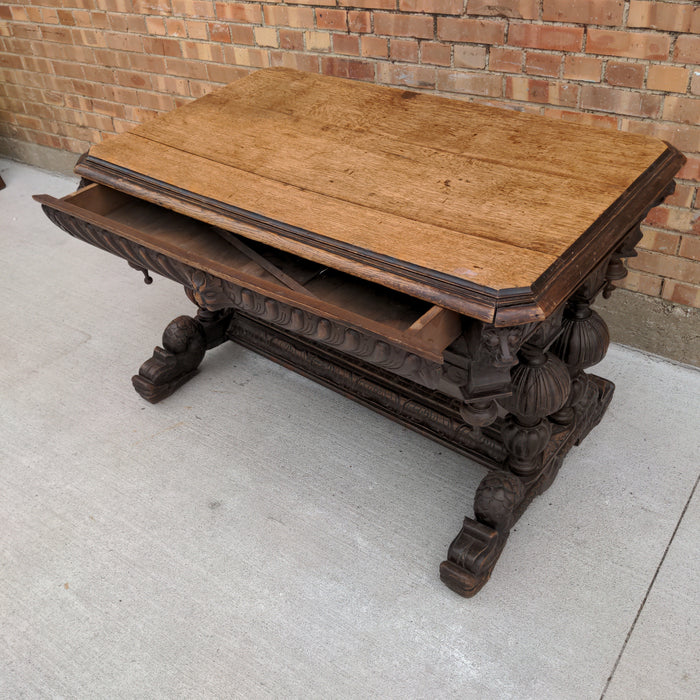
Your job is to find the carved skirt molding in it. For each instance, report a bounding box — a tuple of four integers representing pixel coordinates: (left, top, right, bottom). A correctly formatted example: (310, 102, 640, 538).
(43, 202, 625, 598)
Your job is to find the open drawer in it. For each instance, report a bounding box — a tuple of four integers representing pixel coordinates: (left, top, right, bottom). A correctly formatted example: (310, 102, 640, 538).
(36, 183, 462, 361)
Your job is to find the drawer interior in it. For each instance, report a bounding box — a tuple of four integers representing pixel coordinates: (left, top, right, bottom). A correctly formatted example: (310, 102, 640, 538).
(59, 184, 462, 359)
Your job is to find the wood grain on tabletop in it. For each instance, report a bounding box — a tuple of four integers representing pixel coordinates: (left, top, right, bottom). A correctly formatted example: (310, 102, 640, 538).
(88, 67, 669, 292)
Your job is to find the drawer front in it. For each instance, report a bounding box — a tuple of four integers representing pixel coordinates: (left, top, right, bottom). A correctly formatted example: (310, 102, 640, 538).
(35, 184, 462, 362)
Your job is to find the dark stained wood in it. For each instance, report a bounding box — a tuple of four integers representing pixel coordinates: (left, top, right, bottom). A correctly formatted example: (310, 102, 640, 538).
(36, 69, 686, 597)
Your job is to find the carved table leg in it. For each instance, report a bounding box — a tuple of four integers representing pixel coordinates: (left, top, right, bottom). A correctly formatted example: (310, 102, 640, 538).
(441, 341, 571, 596)
(132, 290, 234, 403)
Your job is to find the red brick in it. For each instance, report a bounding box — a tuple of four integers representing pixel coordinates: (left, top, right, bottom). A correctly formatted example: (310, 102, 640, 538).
(508, 24, 583, 52)
(490, 47, 523, 73)
(129, 54, 168, 75)
(338, 0, 395, 7)
(270, 51, 319, 72)
(647, 65, 689, 93)
(454, 44, 487, 69)
(467, 0, 538, 18)
(172, 0, 216, 18)
(663, 183, 694, 209)
(630, 249, 700, 284)
(152, 75, 190, 95)
(605, 62, 645, 88)
(208, 22, 231, 43)
(391, 39, 419, 62)
(422, 41, 452, 66)
(437, 69, 502, 96)
(679, 235, 700, 261)
(376, 63, 436, 88)
(361, 36, 388, 58)
(691, 70, 700, 97)
(587, 29, 670, 60)
(321, 56, 375, 81)
(145, 16, 166, 35)
(639, 227, 681, 255)
(316, 9, 348, 31)
(376, 13, 435, 39)
(305, 31, 331, 52)
(618, 269, 663, 296)
(675, 36, 700, 65)
(333, 33, 360, 55)
(581, 85, 662, 117)
(348, 11, 371, 34)
(663, 97, 700, 126)
(399, 0, 463, 13)
(134, 0, 171, 14)
(506, 76, 579, 106)
(255, 27, 278, 48)
(142, 37, 182, 57)
(230, 25, 255, 45)
(544, 107, 618, 129)
(56, 9, 76, 26)
(166, 57, 209, 79)
(181, 41, 225, 62)
(645, 205, 696, 232)
(41, 26, 74, 44)
(224, 46, 270, 67)
(678, 155, 700, 182)
(563, 55, 602, 82)
(215, 2, 261, 24)
(543, 0, 624, 26)
(628, 0, 698, 33)
(621, 119, 700, 154)
(438, 18, 506, 44)
(186, 20, 209, 40)
(189, 81, 215, 99)
(280, 29, 304, 51)
(661, 280, 700, 308)
(524, 52, 561, 78)
(207, 63, 251, 84)
(105, 33, 144, 53)
(263, 6, 315, 29)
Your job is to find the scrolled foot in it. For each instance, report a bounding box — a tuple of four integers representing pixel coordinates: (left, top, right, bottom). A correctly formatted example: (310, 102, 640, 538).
(440, 471, 525, 597)
(132, 315, 207, 403)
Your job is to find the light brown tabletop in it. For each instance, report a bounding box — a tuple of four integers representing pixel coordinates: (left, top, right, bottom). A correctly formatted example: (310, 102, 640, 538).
(77, 67, 682, 324)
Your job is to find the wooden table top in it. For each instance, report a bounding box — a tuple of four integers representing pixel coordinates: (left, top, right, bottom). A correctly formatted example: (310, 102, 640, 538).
(76, 67, 683, 324)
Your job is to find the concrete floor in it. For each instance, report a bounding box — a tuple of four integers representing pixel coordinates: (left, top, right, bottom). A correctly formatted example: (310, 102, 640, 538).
(1, 158, 698, 698)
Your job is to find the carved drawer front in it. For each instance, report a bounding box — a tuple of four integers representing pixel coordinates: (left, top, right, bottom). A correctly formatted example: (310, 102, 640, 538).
(37, 183, 462, 361)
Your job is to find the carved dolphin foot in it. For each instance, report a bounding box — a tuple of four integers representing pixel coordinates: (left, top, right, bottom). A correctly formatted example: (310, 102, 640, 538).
(440, 471, 525, 597)
(132, 307, 234, 403)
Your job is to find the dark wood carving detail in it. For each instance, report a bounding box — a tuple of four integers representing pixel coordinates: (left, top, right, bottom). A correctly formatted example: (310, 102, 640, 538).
(41, 206, 444, 391)
(132, 315, 207, 403)
(227, 314, 508, 463)
(41, 205, 193, 289)
(132, 307, 235, 403)
(190, 268, 444, 390)
(603, 179, 676, 299)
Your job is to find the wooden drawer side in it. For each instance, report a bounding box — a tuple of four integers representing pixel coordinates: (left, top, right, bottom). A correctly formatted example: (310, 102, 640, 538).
(36, 184, 462, 361)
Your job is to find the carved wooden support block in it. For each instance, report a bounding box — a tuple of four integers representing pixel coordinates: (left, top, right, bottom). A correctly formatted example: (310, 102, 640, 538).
(132, 307, 234, 403)
(440, 471, 525, 597)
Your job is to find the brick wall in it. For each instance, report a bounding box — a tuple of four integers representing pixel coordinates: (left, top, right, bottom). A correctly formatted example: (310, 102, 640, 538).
(1, 0, 698, 308)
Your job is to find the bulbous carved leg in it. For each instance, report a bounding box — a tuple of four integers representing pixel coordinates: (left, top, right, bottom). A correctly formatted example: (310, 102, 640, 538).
(550, 297, 612, 433)
(501, 345, 571, 477)
(132, 293, 235, 403)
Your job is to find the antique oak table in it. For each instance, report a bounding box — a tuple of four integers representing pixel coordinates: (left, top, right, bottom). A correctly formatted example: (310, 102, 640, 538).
(36, 68, 684, 597)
